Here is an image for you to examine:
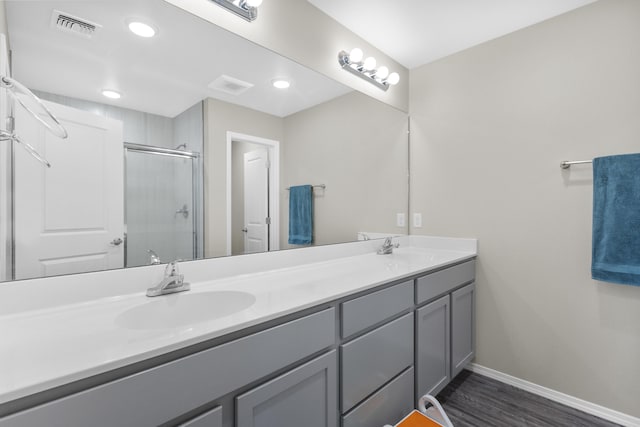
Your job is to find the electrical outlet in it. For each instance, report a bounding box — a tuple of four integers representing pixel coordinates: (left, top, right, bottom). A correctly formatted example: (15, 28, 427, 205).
(396, 213, 405, 227)
(413, 213, 423, 228)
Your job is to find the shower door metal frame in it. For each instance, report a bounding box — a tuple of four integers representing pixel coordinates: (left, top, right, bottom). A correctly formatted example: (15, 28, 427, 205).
(123, 142, 201, 267)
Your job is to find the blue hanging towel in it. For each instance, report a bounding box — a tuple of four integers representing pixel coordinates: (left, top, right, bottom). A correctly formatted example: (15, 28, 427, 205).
(592, 153, 640, 286)
(288, 185, 313, 245)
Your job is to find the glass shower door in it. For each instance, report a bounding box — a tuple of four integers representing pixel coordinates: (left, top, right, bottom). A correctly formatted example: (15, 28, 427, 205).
(124, 143, 199, 268)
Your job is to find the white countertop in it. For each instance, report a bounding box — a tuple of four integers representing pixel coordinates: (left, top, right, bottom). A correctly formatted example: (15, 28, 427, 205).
(0, 236, 476, 406)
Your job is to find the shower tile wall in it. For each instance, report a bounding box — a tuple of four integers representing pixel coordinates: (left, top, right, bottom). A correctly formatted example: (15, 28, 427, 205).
(33, 90, 204, 266)
(33, 90, 175, 148)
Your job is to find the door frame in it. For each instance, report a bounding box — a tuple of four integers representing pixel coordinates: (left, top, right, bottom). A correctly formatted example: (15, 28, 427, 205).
(226, 131, 280, 256)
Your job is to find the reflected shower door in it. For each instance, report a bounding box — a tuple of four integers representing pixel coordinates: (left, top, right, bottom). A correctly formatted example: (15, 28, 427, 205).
(125, 143, 199, 268)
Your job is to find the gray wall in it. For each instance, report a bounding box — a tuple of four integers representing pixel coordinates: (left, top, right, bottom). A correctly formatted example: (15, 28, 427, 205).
(283, 91, 408, 249)
(410, 0, 640, 417)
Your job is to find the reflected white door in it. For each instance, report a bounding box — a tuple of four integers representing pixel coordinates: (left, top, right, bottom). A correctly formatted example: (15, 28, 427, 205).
(14, 101, 124, 280)
(243, 149, 269, 254)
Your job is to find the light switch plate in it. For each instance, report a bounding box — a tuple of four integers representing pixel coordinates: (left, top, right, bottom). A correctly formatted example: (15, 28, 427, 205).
(413, 213, 423, 228)
(396, 213, 405, 227)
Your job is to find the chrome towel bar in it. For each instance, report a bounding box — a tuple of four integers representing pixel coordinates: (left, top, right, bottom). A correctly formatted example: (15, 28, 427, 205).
(286, 184, 326, 190)
(560, 160, 592, 169)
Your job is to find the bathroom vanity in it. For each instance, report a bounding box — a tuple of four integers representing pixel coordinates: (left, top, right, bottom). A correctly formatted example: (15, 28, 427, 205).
(0, 236, 476, 427)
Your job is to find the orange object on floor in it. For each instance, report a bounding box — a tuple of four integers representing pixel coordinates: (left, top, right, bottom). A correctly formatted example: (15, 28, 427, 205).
(395, 410, 443, 427)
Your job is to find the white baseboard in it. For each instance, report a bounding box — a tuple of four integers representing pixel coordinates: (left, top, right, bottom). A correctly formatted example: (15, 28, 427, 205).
(467, 364, 640, 427)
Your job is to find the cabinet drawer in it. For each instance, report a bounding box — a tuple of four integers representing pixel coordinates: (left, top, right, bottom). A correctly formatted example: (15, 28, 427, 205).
(0, 308, 335, 427)
(340, 313, 413, 413)
(179, 406, 222, 427)
(342, 368, 414, 427)
(341, 280, 413, 338)
(416, 260, 475, 304)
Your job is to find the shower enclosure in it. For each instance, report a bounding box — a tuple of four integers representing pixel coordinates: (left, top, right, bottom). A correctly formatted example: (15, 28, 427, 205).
(124, 143, 201, 268)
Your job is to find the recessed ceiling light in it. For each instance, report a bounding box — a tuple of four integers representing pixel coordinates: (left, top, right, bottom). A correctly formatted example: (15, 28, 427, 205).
(272, 79, 290, 89)
(128, 21, 156, 38)
(102, 89, 121, 99)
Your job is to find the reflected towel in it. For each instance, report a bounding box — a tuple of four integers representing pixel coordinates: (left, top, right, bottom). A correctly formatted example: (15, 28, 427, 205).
(592, 153, 640, 286)
(288, 185, 313, 245)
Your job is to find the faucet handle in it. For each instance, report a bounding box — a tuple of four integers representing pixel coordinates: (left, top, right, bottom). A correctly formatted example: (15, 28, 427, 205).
(164, 259, 183, 277)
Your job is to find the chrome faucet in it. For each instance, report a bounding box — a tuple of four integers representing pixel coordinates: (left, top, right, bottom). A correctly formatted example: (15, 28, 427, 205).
(146, 260, 191, 297)
(377, 237, 399, 255)
(148, 249, 161, 265)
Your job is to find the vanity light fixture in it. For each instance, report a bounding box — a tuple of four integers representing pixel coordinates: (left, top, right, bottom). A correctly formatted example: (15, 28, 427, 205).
(101, 89, 121, 99)
(338, 48, 400, 91)
(209, 0, 263, 22)
(272, 79, 290, 89)
(128, 21, 156, 38)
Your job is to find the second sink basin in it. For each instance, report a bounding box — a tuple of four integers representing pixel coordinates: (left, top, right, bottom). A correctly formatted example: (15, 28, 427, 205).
(116, 290, 256, 330)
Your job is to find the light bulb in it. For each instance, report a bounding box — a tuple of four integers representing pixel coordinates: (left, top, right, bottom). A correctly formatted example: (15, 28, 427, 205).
(386, 72, 400, 85)
(102, 89, 121, 99)
(349, 48, 363, 63)
(272, 79, 290, 89)
(244, 0, 263, 7)
(128, 21, 156, 38)
(363, 57, 376, 71)
(376, 66, 389, 79)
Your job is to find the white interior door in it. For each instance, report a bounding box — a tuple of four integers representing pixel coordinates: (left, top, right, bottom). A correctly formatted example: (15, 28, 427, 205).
(14, 101, 124, 280)
(243, 149, 269, 254)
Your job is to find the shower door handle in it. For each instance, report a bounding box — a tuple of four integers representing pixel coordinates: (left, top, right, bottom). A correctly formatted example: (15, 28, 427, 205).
(110, 238, 123, 246)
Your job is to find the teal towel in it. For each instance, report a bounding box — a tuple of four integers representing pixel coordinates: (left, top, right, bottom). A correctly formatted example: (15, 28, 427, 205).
(592, 153, 640, 286)
(288, 185, 313, 245)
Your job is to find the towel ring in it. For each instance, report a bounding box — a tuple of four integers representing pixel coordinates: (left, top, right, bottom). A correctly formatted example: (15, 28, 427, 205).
(1, 76, 68, 139)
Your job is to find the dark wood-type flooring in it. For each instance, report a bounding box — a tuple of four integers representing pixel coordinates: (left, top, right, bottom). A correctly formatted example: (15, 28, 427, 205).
(435, 371, 622, 427)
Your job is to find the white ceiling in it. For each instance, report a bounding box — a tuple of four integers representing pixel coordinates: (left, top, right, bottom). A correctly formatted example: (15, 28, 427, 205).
(308, 0, 597, 69)
(6, 0, 351, 118)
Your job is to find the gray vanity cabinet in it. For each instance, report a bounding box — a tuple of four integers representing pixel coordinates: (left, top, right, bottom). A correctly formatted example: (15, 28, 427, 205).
(179, 406, 223, 427)
(0, 258, 477, 427)
(236, 351, 337, 427)
(451, 282, 476, 377)
(416, 295, 451, 397)
(415, 260, 476, 400)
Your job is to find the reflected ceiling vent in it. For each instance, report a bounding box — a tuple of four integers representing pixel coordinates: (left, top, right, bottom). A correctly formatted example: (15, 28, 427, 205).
(51, 10, 102, 39)
(208, 75, 254, 96)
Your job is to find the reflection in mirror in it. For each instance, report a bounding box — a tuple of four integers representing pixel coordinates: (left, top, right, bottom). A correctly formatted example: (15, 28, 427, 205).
(0, 0, 408, 282)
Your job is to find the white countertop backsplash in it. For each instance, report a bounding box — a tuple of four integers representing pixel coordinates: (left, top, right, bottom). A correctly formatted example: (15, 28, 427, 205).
(0, 235, 476, 405)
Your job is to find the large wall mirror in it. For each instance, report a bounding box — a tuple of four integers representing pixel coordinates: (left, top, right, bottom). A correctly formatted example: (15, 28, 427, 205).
(0, 0, 409, 283)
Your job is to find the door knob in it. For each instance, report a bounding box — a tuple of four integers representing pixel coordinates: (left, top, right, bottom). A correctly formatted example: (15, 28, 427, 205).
(242, 228, 248, 233)
(110, 237, 123, 246)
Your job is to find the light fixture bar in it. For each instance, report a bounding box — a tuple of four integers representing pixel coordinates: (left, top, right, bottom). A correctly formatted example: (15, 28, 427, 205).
(209, 0, 258, 22)
(338, 50, 400, 91)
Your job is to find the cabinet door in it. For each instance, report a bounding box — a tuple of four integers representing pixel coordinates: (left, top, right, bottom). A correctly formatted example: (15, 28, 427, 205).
(416, 295, 450, 398)
(236, 351, 337, 427)
(451, 282, 476, 377)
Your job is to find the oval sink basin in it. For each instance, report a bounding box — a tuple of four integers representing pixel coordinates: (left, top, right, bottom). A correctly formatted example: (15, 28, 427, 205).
(116, 291, 256, 330)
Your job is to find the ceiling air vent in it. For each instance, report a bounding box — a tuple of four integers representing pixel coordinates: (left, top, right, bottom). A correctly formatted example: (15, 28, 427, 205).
(208, 75, 254, 96)
(51, 10, 102, 39)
